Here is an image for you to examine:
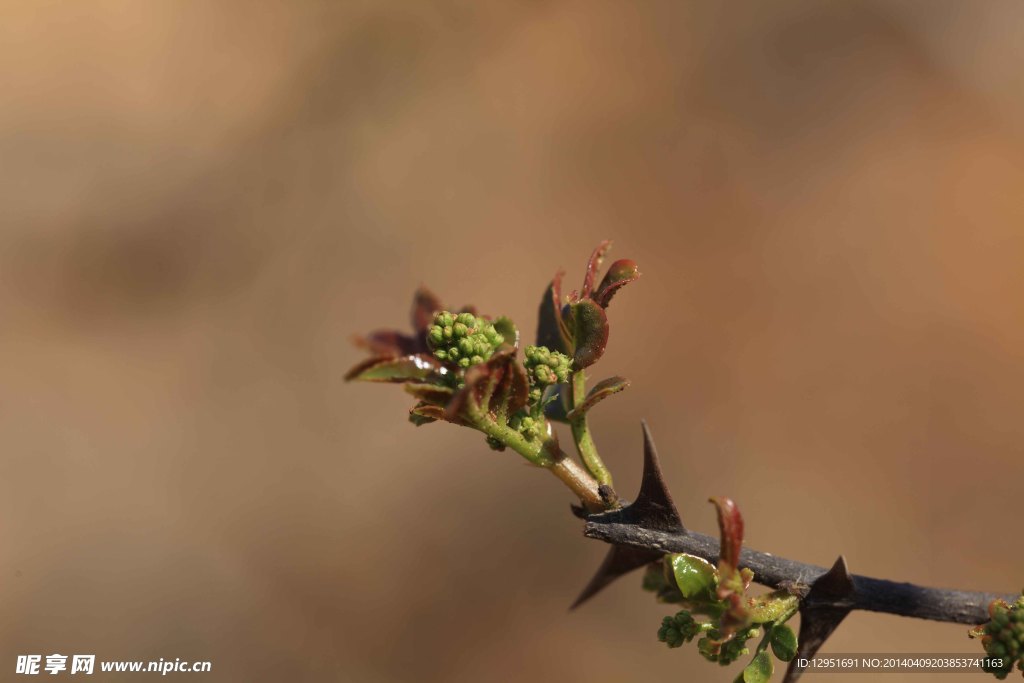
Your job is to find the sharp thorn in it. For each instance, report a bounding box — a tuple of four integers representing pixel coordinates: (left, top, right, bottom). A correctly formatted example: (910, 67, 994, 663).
(630, 420, 685, 532)
(783, 556, 856, 683)
(571, 421, 686, 608)
(570, 544, 663, 610)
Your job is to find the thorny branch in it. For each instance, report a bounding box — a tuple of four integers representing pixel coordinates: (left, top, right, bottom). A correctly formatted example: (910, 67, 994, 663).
(347, 244, 1020, 682)
(572, 422, 1017, 682)
(583, 520, 1013, 625)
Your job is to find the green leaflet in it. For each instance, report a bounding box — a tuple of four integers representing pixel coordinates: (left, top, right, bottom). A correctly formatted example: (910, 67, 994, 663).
(670, 553, 718, 600)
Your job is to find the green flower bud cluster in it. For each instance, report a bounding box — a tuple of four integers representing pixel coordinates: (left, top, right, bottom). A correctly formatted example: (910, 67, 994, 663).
(510, 413, 542, 441)
(974, 594, 1024, 679)
(697, 626, 760, 666)
(658, 611, 713, 649)
(427, 311, 504, 369)
(523, 345, 572, 403)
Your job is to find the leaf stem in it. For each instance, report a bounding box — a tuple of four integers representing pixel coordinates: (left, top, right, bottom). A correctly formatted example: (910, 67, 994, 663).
(547, 444, 605, 513)
(570, 370, 614, 486)
(466, 402, 604, 511)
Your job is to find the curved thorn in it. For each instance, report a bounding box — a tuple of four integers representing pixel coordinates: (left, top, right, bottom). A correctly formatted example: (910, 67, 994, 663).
(783, 556, 855, 683)
(570, 545, 663, 610)
(571, 421, 686, 609)
(631, 421, 685, 532)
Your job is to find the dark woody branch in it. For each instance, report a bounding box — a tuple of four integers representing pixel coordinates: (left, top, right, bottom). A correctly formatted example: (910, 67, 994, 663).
(348, 243, 1020, 682)
(582, 519, 1013, 625)
(573, 422, 1017, 682)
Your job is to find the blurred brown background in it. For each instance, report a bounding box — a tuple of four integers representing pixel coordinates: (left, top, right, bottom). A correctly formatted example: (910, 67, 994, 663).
(1, 1, 1022, 681)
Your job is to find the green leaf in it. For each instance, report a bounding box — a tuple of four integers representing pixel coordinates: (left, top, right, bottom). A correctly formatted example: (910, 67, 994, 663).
(566, 299, 609, 369)
(492, 316, 520, 351)
(345, 354, 441, 383)
(747, 592, 800, 624)
(566, 376, 629, 419)
(743, 651, 774, 683)
(770, 624, 798, 662)
(670, 554, 718, 600)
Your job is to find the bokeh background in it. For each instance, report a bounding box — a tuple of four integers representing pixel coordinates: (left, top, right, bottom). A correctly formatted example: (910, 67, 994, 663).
(2, 1, 1022, 681)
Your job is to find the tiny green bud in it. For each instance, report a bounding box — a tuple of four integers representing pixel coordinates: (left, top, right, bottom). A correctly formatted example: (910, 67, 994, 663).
(523, 345, 572, 402)
(972, 592, 1024, 679)
(697, 636, 716, 661)
(658, 617, 686, 648)
(425, 310, 505, 370)
(533, 365, 556, 385)
(509, 412, 541, 440)
(656, 610, 711, 651)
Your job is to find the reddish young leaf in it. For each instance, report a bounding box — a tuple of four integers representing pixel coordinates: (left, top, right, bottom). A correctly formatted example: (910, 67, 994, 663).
(593, 258, 640, 308)
(445, 350, 528, 422)
(352, 330, 420, 358)
(567, 299, 609, 369)
(409, 401, 449, 426)
(581, 240, 613, 299)
(404, 382, 454, 405)
(710, 496, 744, 575)
(410, 286, 443, 334)
(344, 354, 442, 383)
(710, 495, 751, 627)
(536, 270, 571, 353)
(354, 287, 447, 359)
(566, 376, 630, 419)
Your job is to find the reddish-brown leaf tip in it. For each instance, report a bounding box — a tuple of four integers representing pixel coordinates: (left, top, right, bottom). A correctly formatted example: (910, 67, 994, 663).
(581, 240, 613, 298)
(709, 496, 744, 575)
(594, 258, 640, 308)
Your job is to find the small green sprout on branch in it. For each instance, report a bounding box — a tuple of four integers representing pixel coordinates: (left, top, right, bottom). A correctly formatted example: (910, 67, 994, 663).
(347, 241, 637, 512)
(647, 498, 799, 681)
(970, 592, 1024, 679)
(346, 242, 1020, 681)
